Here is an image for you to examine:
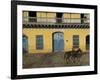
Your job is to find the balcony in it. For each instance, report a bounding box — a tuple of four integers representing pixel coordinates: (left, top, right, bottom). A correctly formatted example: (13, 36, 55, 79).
(23, 17, 90, 29)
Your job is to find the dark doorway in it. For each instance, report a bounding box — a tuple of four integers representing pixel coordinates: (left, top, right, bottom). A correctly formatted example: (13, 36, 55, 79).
(56, 13, 63, 23)
(81, 14, 84, 23)
(29, 11, 37, 22)
(29, 11, 36, 17)
(86, 35, 90, 50)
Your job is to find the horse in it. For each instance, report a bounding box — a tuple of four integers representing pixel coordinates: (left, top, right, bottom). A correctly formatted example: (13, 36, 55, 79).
(64, 48, 83, 64)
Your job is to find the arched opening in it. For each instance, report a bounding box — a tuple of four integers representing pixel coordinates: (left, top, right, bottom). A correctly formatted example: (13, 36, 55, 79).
(23, 35, 28, 53)
(52, 32, 64, 52)
(86, 35, 90, 50)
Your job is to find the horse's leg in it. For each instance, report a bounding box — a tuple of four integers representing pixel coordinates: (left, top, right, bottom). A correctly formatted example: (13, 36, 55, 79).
(66, 55, 70, 64)
(73, 57, 78, 64)
(72, 56, 75, 64)
(77, 54, 82, 65)
(70, 56, 74, 64)
(66, 58, 69, 64)
(69, 56, 72, 64)
(64, 54, 67, 63)
(66, 54, 70, 64)
(75, 57, 78, 64)
(64, 54, 68, 64)
(76, 57, 81, 65)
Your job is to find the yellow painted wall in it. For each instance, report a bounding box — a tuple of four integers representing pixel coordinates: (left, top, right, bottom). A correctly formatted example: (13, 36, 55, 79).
(23, 11, 28, 17)
(23, 11, 81, 19)
(37, 12, 56, 23)
(71, 13, 81, 18)
(63, 13, 71, 18)
(23, 29, 89, 54)
(47, 13, 56, 18)
(38, 12, 47, 17)
(23, 11, 89, 54)
(23, 11, 28, 22)
(63, 13, 81, 18)
(23, 11, 82, 23)
(37, 12, 56, 18)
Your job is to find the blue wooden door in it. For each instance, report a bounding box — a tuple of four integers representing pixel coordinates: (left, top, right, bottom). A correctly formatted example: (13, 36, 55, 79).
(23, 36, 28, 53)
(53, 32, 64, 52)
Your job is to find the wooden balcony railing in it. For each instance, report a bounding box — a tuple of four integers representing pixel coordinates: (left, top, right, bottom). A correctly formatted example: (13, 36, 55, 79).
(23, 17, 90, 28)
(23, 17, 89, 24)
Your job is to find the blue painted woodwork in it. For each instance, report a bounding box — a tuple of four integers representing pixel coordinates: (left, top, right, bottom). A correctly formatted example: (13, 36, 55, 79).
(53, 32, 64, 52)
(23, 36, 28, 53)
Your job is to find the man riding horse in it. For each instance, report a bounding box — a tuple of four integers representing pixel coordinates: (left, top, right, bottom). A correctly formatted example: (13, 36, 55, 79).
(64, 48, 82, 64)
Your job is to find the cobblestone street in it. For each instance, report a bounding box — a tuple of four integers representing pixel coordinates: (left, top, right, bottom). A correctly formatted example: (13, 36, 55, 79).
(23, 52, 89, 68)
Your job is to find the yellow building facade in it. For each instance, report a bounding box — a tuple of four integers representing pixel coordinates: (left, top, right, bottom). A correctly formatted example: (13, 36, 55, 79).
(23, 11, 90, 54)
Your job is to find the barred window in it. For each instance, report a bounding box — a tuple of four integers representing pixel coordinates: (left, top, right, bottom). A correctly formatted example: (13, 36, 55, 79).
(73, 35, 79, 48)
(36, 35, 43, 50)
